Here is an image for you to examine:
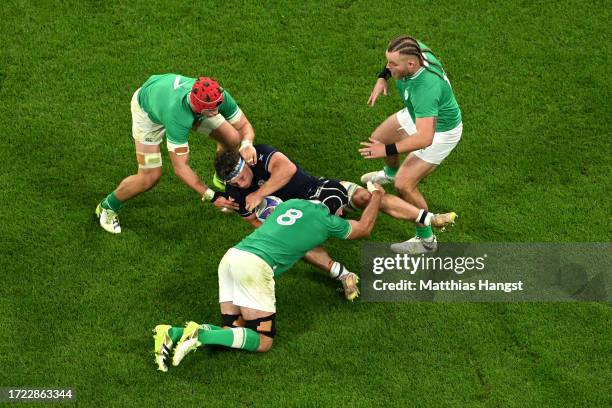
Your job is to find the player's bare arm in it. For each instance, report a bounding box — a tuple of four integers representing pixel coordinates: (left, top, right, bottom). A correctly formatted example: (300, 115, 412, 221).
(359, 117, 436, 159)
(347, 184, 385, 239)
(243, 213, 262, 228)
(368, 77, 389, 106)
(394, 117, 435, 152)
(233, 114, 257, 165)
(168, 150, 208, 196)
(210, 121, 241, 150)
(245, 153, 297, 211)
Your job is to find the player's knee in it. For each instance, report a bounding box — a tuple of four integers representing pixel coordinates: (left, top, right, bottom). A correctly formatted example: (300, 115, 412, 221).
(172, 165, 184, 178)
(141, 169, 162, 190)
(394, 176, 417, 193)
(245, 313, 276, 352)
(257, 335, 273, 352)
(370, 129, 385, 143)
(352, 188, 371, 209)
(222, 313, 245, 328)
(371, 126, 398, 144)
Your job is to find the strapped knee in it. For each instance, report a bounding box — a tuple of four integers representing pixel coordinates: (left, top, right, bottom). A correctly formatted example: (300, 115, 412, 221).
(222, 313, 245, 328)
(136, 151, 162, 169)
(245, 314, 276, 339)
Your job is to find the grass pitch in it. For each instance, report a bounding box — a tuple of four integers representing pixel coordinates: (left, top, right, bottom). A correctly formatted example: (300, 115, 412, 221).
(1, 0, 610, 406)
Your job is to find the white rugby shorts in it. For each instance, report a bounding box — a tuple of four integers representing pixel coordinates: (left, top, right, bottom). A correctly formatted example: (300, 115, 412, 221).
(396, 108, 463, 165)
(131, 88, 166, 145)
(218, 248, 276, 313)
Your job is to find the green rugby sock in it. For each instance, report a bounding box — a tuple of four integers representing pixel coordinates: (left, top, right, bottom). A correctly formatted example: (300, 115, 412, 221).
(416, 225, 433, 240)
(169, 327, 183, 344)
(101, 192, 123, 212)
(169, 324, 223, 344)
(200, 324, 223, 331)
(383, 165, 398, 178)
(198, 327, 260, 352)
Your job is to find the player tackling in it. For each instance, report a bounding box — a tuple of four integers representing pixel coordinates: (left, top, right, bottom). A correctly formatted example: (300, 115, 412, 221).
(153, 183, 384, 371)
(95, 74, 255, 234)
(214, 144, 456, 280)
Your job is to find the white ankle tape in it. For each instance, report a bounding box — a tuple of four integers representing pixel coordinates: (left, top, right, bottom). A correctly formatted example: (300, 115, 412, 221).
(330, 262, 348, 280)
(417, 209, 433, 226)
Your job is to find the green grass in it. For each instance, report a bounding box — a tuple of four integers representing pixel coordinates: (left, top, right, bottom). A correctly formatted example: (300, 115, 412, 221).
(1, 0, 611, 406)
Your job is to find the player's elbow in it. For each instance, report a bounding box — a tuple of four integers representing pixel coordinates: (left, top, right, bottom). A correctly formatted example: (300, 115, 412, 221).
(348, 223, 373, 240)
(421, 132, 435, 148)
(284, 162, 297, 178)
(360, 225, 375, 239)
(173, 164, 189, 178)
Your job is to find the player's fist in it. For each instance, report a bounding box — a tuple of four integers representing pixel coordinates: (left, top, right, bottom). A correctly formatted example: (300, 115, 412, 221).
(239, 141, 257, 165)
(213, 196, 239, 213)
(367, 181, 385, 195)
(245, 191, 264, 212)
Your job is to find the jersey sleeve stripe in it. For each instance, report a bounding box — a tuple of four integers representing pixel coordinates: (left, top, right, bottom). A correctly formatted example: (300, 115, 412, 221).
(226, 107, 243, 124)
(343, 222, 352, 239)
(264, 151, 277, 172)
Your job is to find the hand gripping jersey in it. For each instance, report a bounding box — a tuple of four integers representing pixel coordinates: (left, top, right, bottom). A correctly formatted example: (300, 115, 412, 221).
(225, 145, 322, 217)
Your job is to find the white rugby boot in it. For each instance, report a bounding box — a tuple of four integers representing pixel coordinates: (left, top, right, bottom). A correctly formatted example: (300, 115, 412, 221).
(360, 169, 395, 185)
(172, 321, 202, 366)
(390, 235, 438, 254)
(95, 203, 121, 234)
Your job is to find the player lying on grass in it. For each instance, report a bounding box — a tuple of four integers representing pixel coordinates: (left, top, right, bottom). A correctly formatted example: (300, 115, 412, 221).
(214, 145, 367, 300)
(213, 145, 456, 254)
(154, 183, 383, 371)
(95, 74, 255, 234)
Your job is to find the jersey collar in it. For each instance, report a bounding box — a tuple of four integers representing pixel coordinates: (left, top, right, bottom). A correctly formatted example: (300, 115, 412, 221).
(408, 67, 425, 80)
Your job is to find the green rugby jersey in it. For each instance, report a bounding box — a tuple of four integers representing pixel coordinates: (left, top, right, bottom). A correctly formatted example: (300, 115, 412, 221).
(234, 199, 351, 277)
(395, 42, 462, 132)
(137, 74, 240, 144)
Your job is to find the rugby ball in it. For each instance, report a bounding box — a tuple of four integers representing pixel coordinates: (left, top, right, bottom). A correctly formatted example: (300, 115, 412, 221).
(255, 196, 283, 222)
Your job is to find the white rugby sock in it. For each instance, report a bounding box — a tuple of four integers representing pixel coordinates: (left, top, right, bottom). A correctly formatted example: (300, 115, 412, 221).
(329, 261, 349, 280)
(417, 209, 434, 226)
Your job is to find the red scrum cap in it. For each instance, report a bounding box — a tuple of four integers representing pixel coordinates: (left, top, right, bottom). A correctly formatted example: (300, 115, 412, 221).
(190, 77, 224, 112)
